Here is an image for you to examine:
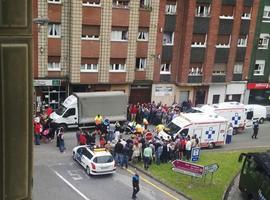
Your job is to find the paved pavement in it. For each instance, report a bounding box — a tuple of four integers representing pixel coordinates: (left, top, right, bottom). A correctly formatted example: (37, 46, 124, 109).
(33, 121, 270, 200)
(33, 131, 187, 200)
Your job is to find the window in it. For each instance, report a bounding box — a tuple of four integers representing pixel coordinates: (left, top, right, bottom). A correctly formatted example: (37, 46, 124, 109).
(63, 108, 75, 117)
(80, 64, 98, 72)
(160, 63, 171, 74)
(110, 64, 126, 72)
(213, 63, 226, 75)
(165, 2, 177, 15)
(136, 58, 146, 71)
(48, 24, 61, 38)
(216, 35, 231, 48)
(140, 0, 151, 9)
(93, 156, 113, 163)
(163, 32, 174, 45)
(225, 94, 241, 102)
(137, 29, 149, 41)
(237, 35, 248, 47)
(258, 33, 270, 49)
(82, 0, 100, 6)
(48, 56, 61, 71)
(111, 29, 128, 41)
(113, 0, 129, 8)
(195, 4, 211, 17)
(263, 6, 270, 19)
(233, 63, 243, 74)
(84, 151, 93, 160)
(48, 0, 61, 3)
(212, 95, 220, 104)
(254, 60, 265, 76)
(82, 25, 100, 40)
(189, 67, 203, 76)
(242, 6, 251, 19)
(191, 34, 207, 47)
(219, 5, 234, 19)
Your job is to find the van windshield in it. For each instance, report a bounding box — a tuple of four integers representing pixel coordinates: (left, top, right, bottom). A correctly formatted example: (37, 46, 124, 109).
(55, 105, 67, 115)
(165, 122, 181, 135)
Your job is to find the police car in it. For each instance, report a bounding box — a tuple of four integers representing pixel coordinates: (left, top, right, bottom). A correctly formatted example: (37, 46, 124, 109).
(72, 145, 116, 175)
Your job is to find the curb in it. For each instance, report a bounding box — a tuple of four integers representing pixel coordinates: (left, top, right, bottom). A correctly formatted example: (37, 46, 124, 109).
(129, 163, 192, 200)
(222, 171, 240, 200)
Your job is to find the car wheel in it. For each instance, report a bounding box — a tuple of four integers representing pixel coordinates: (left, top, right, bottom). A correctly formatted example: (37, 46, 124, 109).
(208, 142, 215, 149)
(86, 166, 91, 175)
(259, 118, 264, 124)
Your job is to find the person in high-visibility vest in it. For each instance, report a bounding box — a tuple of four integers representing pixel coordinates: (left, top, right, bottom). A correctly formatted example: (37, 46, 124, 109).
(95, 114, 103, 131)
(156, 124, 165, 133)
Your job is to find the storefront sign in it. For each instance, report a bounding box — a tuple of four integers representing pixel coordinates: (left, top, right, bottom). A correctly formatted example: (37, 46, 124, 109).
(191, 147, 201, 162)
(172, 160, 204, 178)
(204, 163, 219, 175)
(247, 83, 270, 90)
(34, 79, 61, 86)
(155, 86, 173, 96)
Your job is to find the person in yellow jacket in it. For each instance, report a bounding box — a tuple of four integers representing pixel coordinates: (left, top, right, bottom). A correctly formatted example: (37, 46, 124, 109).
(156, 124, 165, 133)
(95, 114, 103, 130)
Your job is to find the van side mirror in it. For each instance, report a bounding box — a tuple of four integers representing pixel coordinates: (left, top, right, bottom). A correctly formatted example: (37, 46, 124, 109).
(238, 153, 246, 162)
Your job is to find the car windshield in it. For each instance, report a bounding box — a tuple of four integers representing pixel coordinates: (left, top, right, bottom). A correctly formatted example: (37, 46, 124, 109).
(165, 122, 181, 135)
(94, 156, 113, 164)
(55, 105, 67, 115)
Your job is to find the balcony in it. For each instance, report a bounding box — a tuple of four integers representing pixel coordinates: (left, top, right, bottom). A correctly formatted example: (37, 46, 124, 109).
(212, 75, 226, 83)
(188, 75, 203, 83)
(232, 74, 242, 81)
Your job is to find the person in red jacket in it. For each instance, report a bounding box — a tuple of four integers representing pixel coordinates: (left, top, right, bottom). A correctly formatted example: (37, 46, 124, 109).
(34, 117, 42, 145)
(130, 104, 138, 122)
(79, 132, 87, 145)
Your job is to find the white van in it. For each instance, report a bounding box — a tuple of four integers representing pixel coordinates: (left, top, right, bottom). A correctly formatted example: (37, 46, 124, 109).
(199, 102, 253, 134)
(163, 113, 228, 148)
(245, 104, 267, 124)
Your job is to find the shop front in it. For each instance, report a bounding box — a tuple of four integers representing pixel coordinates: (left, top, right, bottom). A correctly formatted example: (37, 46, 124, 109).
(247, 83, 270, 106)
(34, 79, 67, 113)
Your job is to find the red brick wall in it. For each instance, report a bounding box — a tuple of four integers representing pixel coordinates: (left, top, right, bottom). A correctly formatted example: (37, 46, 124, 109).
(135, 71, 146, 80)
(153, 0, 166, 83)
(33, 0, 38, 78)
(136, 42, 148, 57)
(48, 4, 61, 22)
(112, 8, 130, 27)
(171, 0, 186, 83)
(82, 7, 101, 25)
(48, 39, 61, 56)
(243, 0, 260, 80)
(80, 73, 98, 83)
(203, 0, 222, 83)
(139, 10, 150, 27)
(111, 42, 128, 58)
(109, 73, 126, 83)
(48, 71, 61, 77)
(179, 0, 196, 83)
(81, 40, 100, 58)
(226, 0, 244, 82)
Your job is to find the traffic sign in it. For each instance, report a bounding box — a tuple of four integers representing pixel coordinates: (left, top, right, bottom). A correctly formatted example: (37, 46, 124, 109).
(191, 147, 201, 162)
(204, 163, 219, 175)
(172, 160, 204, 178)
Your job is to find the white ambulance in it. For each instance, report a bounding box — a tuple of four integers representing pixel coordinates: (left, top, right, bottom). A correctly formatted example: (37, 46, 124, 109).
(199, 102, 253, 134)
(164, 113, 228, 148)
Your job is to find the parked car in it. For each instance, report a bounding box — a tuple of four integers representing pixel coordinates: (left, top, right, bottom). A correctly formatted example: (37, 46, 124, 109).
(73, 145, 116, 175)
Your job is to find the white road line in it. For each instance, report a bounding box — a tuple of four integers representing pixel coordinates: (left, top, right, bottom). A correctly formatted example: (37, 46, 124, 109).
(54, 171, 91, 200)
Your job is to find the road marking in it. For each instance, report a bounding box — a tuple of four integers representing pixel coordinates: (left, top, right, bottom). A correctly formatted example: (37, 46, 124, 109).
(67, 170, 83, 181)
(126, 169, 179, 200)
(54, 171, 91, 200)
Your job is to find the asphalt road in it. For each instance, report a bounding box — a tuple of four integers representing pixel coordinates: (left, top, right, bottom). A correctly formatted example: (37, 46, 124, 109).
(33, 132, 187, 200)
(33, 121, 270, 200)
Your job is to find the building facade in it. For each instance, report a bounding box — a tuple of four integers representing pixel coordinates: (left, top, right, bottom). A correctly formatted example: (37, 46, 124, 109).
(247, 0, 270, 106)
(33, 0, 260, 110)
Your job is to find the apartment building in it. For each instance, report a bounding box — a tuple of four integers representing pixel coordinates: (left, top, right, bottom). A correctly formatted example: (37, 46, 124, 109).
(33, 0, 259, 110)
(247, 0, 270, 106)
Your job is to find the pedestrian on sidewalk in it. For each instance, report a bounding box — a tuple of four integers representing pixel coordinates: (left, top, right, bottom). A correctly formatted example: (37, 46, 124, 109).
(34, 117, 42, 145)
(132, 173, 140, 199)
(252, 120, 259, 139)
(58, 128, 65, 153)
